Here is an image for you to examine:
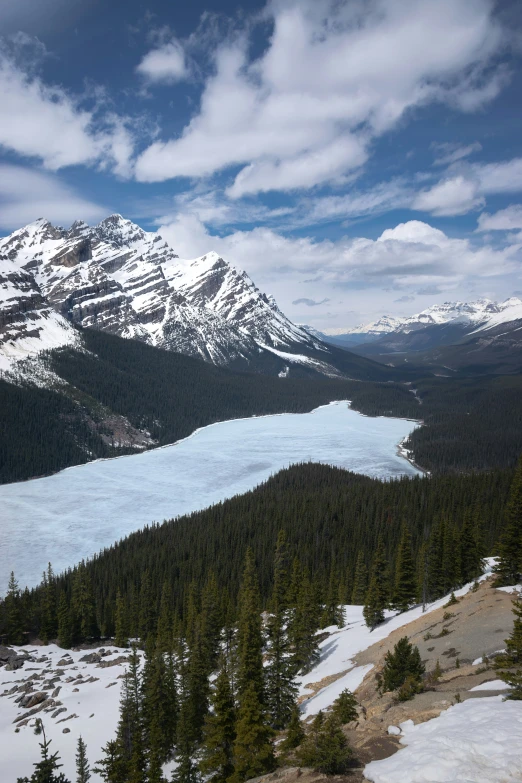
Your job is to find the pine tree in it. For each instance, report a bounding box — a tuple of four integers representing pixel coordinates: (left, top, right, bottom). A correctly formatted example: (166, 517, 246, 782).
(172, 699, 201, 783)
(72, 564, 96, 641)
(75, 736, 91, 783)
(297, 711, 352, 775)
(331, 689, 358, 724)
(116, 646, 145, 783)
(94, 739, 128, 783)
(230, 680, 275, 783)
(494, 457, 522, 586)
(393, 525, 416, 612)
(279, 702, 305, 754)
(266, 533, 298, 729)
(199, 573, 222, 674)
(363, 537, 389, 630)
(5, 571, 23, 645)
(441, 517, 461, 593)
(138, 571, 156, 644)
(350, 552, 367, 605)
(199, 660, 236, 783)
(320, 563, 338, 628)
(142, 639, 176, 779)
(17, 719, 71, 783)
(427, 519, 444, 600)
(271, 530, 290, 614)
(460, 510, 484, 585)
(114, 590, 129, 649)
(286, 557, 302, 609)
(381, 637, 425, 693)
(57, 593, 73, 649)
(288, 570, 320, 674)
(40, 564, 57, 644)
(495, 593, 522, 699)
(236, 548, 264, 701)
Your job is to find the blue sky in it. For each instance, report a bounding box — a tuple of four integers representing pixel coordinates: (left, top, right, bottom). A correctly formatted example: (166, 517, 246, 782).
(0, 0, 521, 329)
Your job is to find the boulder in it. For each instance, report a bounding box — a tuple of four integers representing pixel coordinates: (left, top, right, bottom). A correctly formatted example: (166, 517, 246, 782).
(79, 652, 101, 664)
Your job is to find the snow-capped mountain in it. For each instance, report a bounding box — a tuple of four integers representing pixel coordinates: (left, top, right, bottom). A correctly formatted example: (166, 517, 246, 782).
(343, 299, 505, 338)
(0, 215, 348, 377)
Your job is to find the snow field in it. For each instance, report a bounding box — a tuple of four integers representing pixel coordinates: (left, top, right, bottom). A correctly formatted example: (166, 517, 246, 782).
(364, 697, 522, 783)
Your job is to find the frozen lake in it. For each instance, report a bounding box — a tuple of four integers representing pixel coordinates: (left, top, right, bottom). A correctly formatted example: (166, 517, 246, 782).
(0, 402, 420, 590)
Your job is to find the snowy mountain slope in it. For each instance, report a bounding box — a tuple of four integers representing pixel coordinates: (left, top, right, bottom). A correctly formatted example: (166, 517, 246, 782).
(0, 256, 78, 372)
(1, 566, 518, 783)
(0, 215, 385, 379)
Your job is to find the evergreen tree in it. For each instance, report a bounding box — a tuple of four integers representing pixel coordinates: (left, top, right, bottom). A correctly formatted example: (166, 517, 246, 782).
(271, 530, 290, 614)
(116, 646, 145, 783)
(94, 740, 129, 783)
(427, 519, 444, 600)
(297, 711, 352, 775)
(266, 533, 298, 729)
(155, 581, 172, 653)
(350, 552, 367, 605)
(199, 660, 236, 783)
(172, 700, 200, 783)
(363, 537, 389, 630)
(320, 563, 338, 628)
(75, 736, 91, 783)
(40, 564, 57, 644)
(460, 510, 484, 585)
(57, 593, 73, 649)
(138, 571, 156, 644)
(199, 573, 222, 674)
(393, 525, 416, 612)
(5, 571, 24, 645)
(494, 457, 522, 586)
(72, 564, 96, 641)
(381, 637, 425, 693)
(17, 719, 70, 783)
(230, 680, 275, 783)
(236, 548, 264, 701)
(331, 689, 358, 724)
(114, 590, 128, 649)
(441, 517, 461, 593)
(288, 570, 320, 674)
(495, 593, 522, 699)
(279, 702, 305, 754)
(184, 627, 210, 744)
(286, 557, 302, 609)
(142, 639, 176, 779)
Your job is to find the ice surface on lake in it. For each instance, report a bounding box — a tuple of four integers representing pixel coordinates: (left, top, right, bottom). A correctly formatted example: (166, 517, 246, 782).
(0, 402, 420, 589)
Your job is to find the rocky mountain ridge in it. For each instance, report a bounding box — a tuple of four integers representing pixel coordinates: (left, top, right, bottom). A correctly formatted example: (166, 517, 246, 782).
(0, 214, 351, 378)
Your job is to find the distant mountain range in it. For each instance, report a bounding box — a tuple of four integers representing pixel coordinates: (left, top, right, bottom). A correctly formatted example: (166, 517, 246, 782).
(318, 298, 522, 374)
(0, 215, 388, 381)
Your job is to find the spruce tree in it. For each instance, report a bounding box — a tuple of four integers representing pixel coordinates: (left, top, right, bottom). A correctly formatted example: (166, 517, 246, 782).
(494, 457, 522, 586)
(72, 564, 96, 641)
(393, 525, 416, 612)
(116, 646, 145, 783)
(57, 593, 73, 649)
(40, 564, 57, 644)
(236, 548, 264, 701)
(266, 533, 298, 729)
(114, 589, 129, 649)
(6, 571, 23, 645)
(199, 660, 236, 783)
(199, 573, 222, 674)
(17, 719, 70, 783)
(363, 537, 389, 630)
(230, 680, 275, 783)
(350, 552, 367, 605)
(381, 637, 425, 693)
(279, 702, 305, 753)
(495, 593, 522, 699)
(331, 689, 358, 724)
(75, 736, 91, 783)
(441, 517, 461, 594)
(172, 700, 201, 783)
(142, 639, 176, 779)
(297, 711, 352, 775)
(138, 571, 156, 644)
(288, 570, 320, 674)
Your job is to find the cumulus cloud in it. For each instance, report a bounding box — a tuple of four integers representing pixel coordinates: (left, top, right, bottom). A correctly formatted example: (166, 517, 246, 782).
(136, 38, 188, 84)
(412, 175, 484, 216)
(158, 215, 520, 320)
(0, 39, 134, 176)
(477, 204, 522, 231)
(0, 165, 107, 230)
(135, 0, 507, 191)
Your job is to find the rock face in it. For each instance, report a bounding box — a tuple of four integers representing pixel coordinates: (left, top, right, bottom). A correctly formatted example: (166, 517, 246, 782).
(0, 215, 336, 375)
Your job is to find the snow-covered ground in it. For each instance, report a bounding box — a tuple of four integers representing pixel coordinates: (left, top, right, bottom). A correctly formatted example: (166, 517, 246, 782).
(0, 402, 420, 590)
(364, 697, 522, 783)
(298, 562, 496, 717)
(0, 645, 137, 783)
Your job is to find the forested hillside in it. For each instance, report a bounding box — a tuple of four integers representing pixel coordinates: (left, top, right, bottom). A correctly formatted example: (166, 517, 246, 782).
(4, 461, 512, 644)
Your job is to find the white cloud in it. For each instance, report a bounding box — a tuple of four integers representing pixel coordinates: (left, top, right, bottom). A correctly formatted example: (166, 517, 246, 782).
(136, 39, 188, 84)
(477, 204, 522, 231)
(412, 175, 484, 216)
(0, 165, 107, 230)
(135, 0, 507, 192)
(0, 42, 134, 175)
(473, 158, 522, 193)
(157, 214, 520, 327)
(431, 141, 482, 166)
